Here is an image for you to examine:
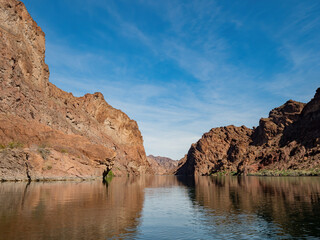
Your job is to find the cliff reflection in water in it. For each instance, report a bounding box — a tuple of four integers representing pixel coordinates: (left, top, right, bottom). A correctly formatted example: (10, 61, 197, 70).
(1, 176, 320, 239)
(0, 178, 145, 240)
(183, 176, 320, 238)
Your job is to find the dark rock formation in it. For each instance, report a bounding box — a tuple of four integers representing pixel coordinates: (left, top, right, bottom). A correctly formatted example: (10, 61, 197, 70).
(147, 155, 178, 175)
(175, 88, 320, 176)
(0, 0, 152, 180)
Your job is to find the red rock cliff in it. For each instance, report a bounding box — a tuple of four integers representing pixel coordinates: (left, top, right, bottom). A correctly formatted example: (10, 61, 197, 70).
(0, 0, 152, 180)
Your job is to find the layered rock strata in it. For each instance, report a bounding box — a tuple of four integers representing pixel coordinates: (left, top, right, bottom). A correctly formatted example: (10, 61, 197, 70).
(175, 89, 320, 176)
(0, 0, 152, 180)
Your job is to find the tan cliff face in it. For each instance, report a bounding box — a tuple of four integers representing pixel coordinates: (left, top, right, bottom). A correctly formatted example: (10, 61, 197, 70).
(0, 0, 152, 180)
(175, 88, 320, 176)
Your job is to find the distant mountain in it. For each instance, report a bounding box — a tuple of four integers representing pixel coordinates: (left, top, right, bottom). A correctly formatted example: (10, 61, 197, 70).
(175, 88, 320, 176)
(147, 155, 178, 175)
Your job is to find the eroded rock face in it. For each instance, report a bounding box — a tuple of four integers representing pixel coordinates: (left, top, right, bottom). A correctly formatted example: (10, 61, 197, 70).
(175, 89, 320, 176)
(147, 155, 178, 175)
(252, 100, 305, 145)
(0, 0, 152, 180)
(175, 125, 253, 176)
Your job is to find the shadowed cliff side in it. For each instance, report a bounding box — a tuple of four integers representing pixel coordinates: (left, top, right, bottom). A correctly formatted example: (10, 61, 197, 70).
(175, 88, 320, 176)
(0, 0, 152, 180)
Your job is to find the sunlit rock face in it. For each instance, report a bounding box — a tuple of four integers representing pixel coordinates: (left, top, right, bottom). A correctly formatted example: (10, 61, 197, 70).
(175, 88, 320, 176)
(0, 0, 152, 180)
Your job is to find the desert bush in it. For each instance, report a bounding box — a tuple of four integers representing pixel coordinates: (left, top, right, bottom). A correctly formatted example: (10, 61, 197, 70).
(7, 141, 24, 149)
(38, 147, 51, 160)
(60, 149, 68, 153)
(104, 170, 114, 183)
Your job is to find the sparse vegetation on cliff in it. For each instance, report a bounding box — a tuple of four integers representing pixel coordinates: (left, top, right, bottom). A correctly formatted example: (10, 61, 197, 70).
(0, 141, 24, 150)
(248, 169, 320, 176)
(38, 144, 51, 160)
(104, 170, 114, 184)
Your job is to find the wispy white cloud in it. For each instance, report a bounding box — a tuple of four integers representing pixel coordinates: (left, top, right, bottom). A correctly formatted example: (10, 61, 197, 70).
(51, 72, 266, 159)
(41, 0, 319, 159)
(47, 2, 268, 159)
(262, 2, 320, 102)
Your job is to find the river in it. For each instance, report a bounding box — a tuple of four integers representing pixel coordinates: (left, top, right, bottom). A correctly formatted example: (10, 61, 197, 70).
(1, 176, 320, 239)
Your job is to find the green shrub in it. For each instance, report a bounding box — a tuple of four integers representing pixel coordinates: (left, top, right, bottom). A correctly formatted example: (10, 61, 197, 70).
(104, 170, 114, 183)
(248, 169, 320, 176)
(107, 170, 114, 178)
(210, 171, 230, 176)
(42, 164, 53, 171)
(7, 141, 24, 149)
(60, 149, 68, 154)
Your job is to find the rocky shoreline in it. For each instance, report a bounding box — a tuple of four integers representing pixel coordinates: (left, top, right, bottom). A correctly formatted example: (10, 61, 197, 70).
(174, 88, 320, 176)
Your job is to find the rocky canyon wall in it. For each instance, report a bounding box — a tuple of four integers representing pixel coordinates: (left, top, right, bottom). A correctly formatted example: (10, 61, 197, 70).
(175, 88, 320, 176)
(0, 0, 152, 180)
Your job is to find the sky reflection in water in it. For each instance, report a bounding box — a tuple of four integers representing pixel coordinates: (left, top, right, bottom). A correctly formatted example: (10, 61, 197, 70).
(0, 176, 320, 239)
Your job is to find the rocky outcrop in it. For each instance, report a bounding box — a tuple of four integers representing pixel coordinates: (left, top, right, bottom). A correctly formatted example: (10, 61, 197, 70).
(0, 0, 152, 180)
(252, 100, 305, 145)
(147, 155, 178, 175)
(175, 88, 320, 176)
(175, 126, 253, 176)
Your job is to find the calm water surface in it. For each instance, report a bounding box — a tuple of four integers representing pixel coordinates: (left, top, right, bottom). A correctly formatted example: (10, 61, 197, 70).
(1, 176, 320, 239)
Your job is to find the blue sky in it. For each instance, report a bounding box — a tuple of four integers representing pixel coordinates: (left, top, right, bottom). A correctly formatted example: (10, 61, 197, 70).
(24, 0, 320, 159)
